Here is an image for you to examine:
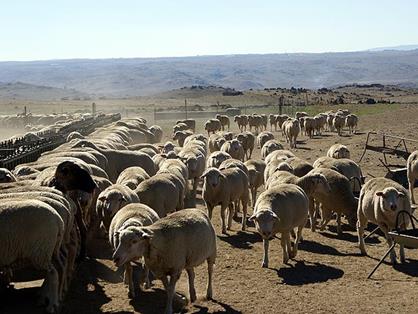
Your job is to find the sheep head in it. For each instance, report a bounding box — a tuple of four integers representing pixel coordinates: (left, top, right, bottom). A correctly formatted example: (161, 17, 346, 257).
(201, 167, 226, 188)
(53, 160, 97, 194)
(249, 209, 279, 240)
(376, 187, 407, 212)
(112, 226, 153, 267)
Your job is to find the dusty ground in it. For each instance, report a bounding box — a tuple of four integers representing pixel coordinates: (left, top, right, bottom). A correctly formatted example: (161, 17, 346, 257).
(2, 104, 418, 314)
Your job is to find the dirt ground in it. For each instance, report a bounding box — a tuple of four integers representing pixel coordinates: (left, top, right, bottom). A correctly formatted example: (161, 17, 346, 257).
(2, 104, 418, 314)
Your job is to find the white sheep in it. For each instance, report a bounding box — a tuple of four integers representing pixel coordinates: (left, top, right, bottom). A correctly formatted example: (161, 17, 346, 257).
(112, 209, 216, 314)
(257, 131, 274, 149)
(345, 114, 358, 134)
(244, 159, 266, 207)
(357, 177, 412, 264)
(220, 139, 245, 161)
(282, 118, 300, 148)
(116, 166, 150, 190)
(109, 203, 159, 298)
(326, 144, 351, 159)
(250, 184, 309, 267)
(204, 119, 222, 135)
(215, 114, 230, 131)
(407, 150, 418, 204)
(236, 131, 255, 160)
(207, 151, 232, 168)
(201, 167, 250, 234)
(261, 139, 283, 160)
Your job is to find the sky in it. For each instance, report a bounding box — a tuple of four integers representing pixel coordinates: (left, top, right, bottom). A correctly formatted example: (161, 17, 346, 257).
(0, 0, 417, 61)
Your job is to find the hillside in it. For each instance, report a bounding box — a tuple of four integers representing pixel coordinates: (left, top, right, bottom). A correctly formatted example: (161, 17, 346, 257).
(0, 81, 89, 101)
(1, 50, 418, 96)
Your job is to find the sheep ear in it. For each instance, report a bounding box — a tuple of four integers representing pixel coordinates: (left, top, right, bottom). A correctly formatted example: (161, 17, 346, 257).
(141, 229, 153, 240)
(375, 191, 384, 197)
(397, 191, 406, 198)
(219, 172, 227, 179)
(200, 169, 210, 179)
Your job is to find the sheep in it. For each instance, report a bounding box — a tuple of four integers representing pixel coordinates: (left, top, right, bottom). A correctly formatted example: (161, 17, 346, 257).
(244, 159, 266, 207)
(295, 111, 308, 119)
(173, 122, 189, 133)
(327, 144, 351, 159)
(183, 134, 208, 150)
(215, 114, 230, 131)
(0, 199, 64, 313)
(112, 209, 216, 314)
(286, 157, 313, 177)
(357, 177, 412, 264)
(96, 184, 140, 230)
(66, 131, 85, 142)
(218, 159, 249, 176)
(109, 203, 159, 298)
(407, 150, 418, 204)
(314, 114, 327, 135)
(257, 131, 274, 149)
(308, 168, 358, 234)
(201, 167, 250, 234)
(71, 140, 156, 181)
(116, 166, 151, 190)
(265, 170, 331, 231)
(149, 125, 163, 143)
(264, 149, 295, 165)
(135, 174, 179, 218)
(332, 115, 345, 136)
(176, 119, 196, 132)
(234, 115, 248, 131)
(345, 114, 358, 134)
(303, 117, 316, 138)
(261, 140, 283, 160)
(161, 141, 180, 155)
(248, 115, 263, 132)
(208, 133, 226, 152)
(178, 143, 206, 201)
(0, 168, 17, 183)
(173, 130, 193, 147)
(276, 114, 290, 134)
(326, 113, 335, 132)
(220, 131, 234, 141)
(236, 131, 255, 160)
(313, 156, 364, 194)
(250, 184, 309, 267)
(220, 139, 245, 161)
(207, 151, 232, 168)
(269, 114, 278, 131)
(282, 118, 300, 148)
(260, 114, 268, 131)
(204, 119, 222, 135)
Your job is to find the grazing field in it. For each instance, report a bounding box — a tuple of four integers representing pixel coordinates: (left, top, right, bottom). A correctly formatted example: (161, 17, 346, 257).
(1, 103, 417, 314)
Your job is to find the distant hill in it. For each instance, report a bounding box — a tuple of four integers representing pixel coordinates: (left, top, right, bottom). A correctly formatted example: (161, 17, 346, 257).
(0, 81, 89, 101)
(1, 49, 418, 96)
(368, 44, 418, 51)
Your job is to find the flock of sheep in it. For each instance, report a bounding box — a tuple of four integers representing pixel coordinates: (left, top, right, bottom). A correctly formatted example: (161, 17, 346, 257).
(0, 108, 417, 314)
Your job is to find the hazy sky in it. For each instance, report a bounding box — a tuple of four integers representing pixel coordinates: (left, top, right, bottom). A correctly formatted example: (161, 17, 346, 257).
(0, 0, 417, 61)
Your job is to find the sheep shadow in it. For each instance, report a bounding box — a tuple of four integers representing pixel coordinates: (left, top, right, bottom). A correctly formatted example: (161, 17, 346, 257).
(129, 287, 190, 314)
(192, 300, 242, 313)
(218, 231, 261, 250)
(61, 259, 113, 313)
(1, 286, 46, 314)
(273, 260, 344, 285)
(298, 239, 346, 256)
(393, 258, 418, 278)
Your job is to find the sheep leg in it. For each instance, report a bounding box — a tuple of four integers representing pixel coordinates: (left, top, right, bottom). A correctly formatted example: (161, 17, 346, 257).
(206, 203, 214, 220)
(220, 204, 228, 234)
(186, 268, 197, 303)
(241, 198, 248, 231)
(408, 176, 416, 204)
(206, 258, 214, 300)
(251, 187, 257, 208)
(308, 198, 316, 232)
(281, 232, 290, 264)
(227, 203, 234, 230)
(262, 238, 269, 268)
(336, 213, 342, 235)
(75, 208, 87, 261)
(164, 272, 181, 314)
(41, 265, 59, 314)
(292, 225, 304, 259)
(357, 212, 368, 255)
(381, 225, 397, 265)
(125, 263, 135, 298)
(318, 207, 333, 231)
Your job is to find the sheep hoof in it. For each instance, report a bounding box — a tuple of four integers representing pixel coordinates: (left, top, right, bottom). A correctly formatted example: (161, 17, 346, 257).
(262, 262, 268, 268)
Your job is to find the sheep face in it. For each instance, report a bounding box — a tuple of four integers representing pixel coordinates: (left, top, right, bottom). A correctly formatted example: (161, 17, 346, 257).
(376, 187, 406, 212)
(112, 227, 151, 267)
(201, 168, 225, 188)
(98, 191, 127, 219)
(249, 210, 278, 240)
(183, 156, 198, 172)
(0, 169, 16, 183)
(333, 147, 350, 159)
(163, 142, 175, 154)
(275, 162, 294, 173)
